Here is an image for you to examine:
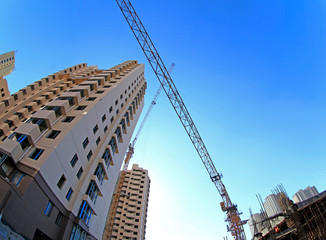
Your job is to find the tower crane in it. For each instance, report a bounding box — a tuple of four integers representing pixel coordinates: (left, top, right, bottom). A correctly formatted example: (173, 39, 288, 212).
(115, 1, 247, 239)
(103, 63, 175, 240)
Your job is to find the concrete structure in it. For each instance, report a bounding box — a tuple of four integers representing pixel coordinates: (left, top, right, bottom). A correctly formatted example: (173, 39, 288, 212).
(263, 194, 283, 218)
(293, 186, 319, 204)
(110, 164, 150, 240)
(0, 61, 147, 240)
(0, 51, 15, 100)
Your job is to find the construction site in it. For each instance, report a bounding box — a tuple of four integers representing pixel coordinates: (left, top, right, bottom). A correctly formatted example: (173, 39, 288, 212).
(0, 1, 325, 240)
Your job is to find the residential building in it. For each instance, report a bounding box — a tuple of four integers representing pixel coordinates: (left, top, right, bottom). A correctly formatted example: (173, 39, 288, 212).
(110, 164, 150, 240)
(263, 194, 282, 218)
(293, 186, 319, 203)
(0, 51, 15, 100)
(0, 60, 146, 240)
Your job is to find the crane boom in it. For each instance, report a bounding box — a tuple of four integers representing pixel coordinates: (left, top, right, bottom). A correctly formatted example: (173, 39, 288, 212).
(115, 1, 247, 239)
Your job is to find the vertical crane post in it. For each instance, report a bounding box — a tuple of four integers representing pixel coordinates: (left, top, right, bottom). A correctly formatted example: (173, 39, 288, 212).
(115, 0, 247, 239)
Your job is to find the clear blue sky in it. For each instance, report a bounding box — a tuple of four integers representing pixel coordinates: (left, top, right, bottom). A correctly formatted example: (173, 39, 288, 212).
(1, 1, 326, 239)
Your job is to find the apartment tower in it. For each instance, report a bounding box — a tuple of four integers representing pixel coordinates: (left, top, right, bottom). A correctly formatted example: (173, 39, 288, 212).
(110, 164, 150, 240)
(0, 60, 146, 240)
(0, 51, 15, 100)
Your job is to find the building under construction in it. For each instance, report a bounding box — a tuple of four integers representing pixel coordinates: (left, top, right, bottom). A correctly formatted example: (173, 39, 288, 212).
(252, 190, 326, 240)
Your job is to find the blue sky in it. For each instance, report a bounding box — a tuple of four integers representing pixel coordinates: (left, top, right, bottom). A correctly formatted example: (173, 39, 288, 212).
(1, 1, 326, 239)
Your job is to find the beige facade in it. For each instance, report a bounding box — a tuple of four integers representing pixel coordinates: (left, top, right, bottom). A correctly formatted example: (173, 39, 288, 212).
(0, 51, 15, 100)
(111, 164, 150, 240)
(0, 61, 146, 240)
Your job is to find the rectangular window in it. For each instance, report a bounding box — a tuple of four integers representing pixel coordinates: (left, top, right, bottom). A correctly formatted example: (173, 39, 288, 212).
(96, 137, 101, 146)
(109, 106, 113, 113)
(82, 138, 89, 149)
(120, 119, 126, 133)
(62, 116, 75, 123)
(116, 109, 119, 115)
(77, 167, 83, 179)
(15, 134, 30, 150)
(10, 171, 25, 186)
(93, 124, 98, 134)
(94, 164, 105, 184)
(44, 201, 54, 217)
(78, 201, 93, 225)
(104, 125, 108, 133)
(96, 91, 104, 94)
(86, 97, 96, 101)
(102, 114, 106, 122)
(46, 130, 61, 139)
(86, 181, 100, 204)
(102, 148, 112, 166)
(66, 188, 73, 201)
(57, 174, 66, 189)
(109, 137, 117, 155)
(29, 148, 44, 160)
(115, 99, 118, 105)
(124, 112, 130, 125)
(110, 116, 114, 123)
(115, 127, 122, 142)
(55, 212, 64, 226)
(70, 154, 78, 167)
(75, 105, 87, 111)
(87, 150, 93, 161)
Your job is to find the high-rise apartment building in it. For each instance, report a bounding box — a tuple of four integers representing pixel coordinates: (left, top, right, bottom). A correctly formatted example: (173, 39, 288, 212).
(110, 164, 150, 240)
(293, 186, 319, 203)
(0, 60, 146, 240)
(263, 194, 282, 218)
(0, 51, 15, 100)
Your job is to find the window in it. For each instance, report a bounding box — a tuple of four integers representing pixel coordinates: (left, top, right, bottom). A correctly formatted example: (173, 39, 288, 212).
(70, 154, 78, 167)
(102, 114, 106, 122)
(57, 174, 66, 189)
(78, 201, 93, 225)
(44, 201, 54, 217)
(66, 188, 73, 201)
(55, 212, 64, 226)
(124, 112, 130, 125)
(102, 148, 112, 166)
(10, 171, 25, 186)
(116, 109, 119, 115)
(115, 99, 118, 105)
(96, 137, 101, 146)
(93, 124, 98, 134)
(120, 119, 126, 133)
(42, 106, 62, 117)
(70, 225, 87, 240)
(120, 94, 123, 99)
(110, 117, 114, 123)
(115, 127, 122, 142)
(104, 125, 108, 133)
(82, 138, 89, 149)
(75, 105, 87, 110)
(77, 167, 83, 179)
(86, 180, 100, 203)
(62, 116, 75, 123)
(109, 137, 117, 155)
(29, 148, 44, 160)
(86, 97, 96, 101)
(57, 97, 74, 106)
(103, 85, 111, 89)
(94, 164, 105, 184)
(96, 91, 104, 94)
(46, 130, 61, 139)
(87, 150, 93, 161)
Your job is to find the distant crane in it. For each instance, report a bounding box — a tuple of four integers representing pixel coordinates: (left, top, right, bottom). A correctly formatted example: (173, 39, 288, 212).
(103, 63, 175, 240)
(115, 1, 247, 239)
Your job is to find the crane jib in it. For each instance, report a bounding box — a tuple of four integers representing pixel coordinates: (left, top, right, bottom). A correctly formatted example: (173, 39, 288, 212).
(115, 0, 247, 239)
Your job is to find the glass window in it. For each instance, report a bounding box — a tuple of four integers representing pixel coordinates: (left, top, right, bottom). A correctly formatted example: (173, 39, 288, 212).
(10, 171, 25, 186)
(78, 201, 93, 225)
(115, 127, 122, 142)
(46, 130, 61, 139)
(82, 138, 89, 149)
(109, 137, 117, 155)
(102, 114, 106, 122)
(93, 124, 98, 134)
(62, 116, 75, 123)
(57, 174, 66, 189)
(86, 180, 99, 203)
(70, 154, 78, 167)
(70, 224, 87, 240)
(102, 148, 112, 167)
(66, 188, 73, 201)
(55, 212, 64, 226)
(29, 148, 44, 160)
(77, 167, 83, 179)
(120, 119, 126, 133)
(44, 200, 54, 217)
(75, 105, 87, 111)
(94, 164, 105, 185)
(86, 150, 93, 161)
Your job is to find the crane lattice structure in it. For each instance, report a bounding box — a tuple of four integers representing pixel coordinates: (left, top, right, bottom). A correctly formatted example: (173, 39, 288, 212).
(115, 1, 247, 239)
(104, 63, 175, 240)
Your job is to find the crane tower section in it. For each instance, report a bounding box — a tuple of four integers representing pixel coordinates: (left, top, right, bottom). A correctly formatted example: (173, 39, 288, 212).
(115, 1, 247, 239)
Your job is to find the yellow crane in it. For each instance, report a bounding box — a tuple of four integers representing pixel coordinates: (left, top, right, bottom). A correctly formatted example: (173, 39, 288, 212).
(114, 1, 247, 239)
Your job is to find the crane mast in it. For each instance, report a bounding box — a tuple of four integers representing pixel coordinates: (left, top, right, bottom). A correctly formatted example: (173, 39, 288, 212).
(115, 1, 247, 239)
(103, 63, 175, 240)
